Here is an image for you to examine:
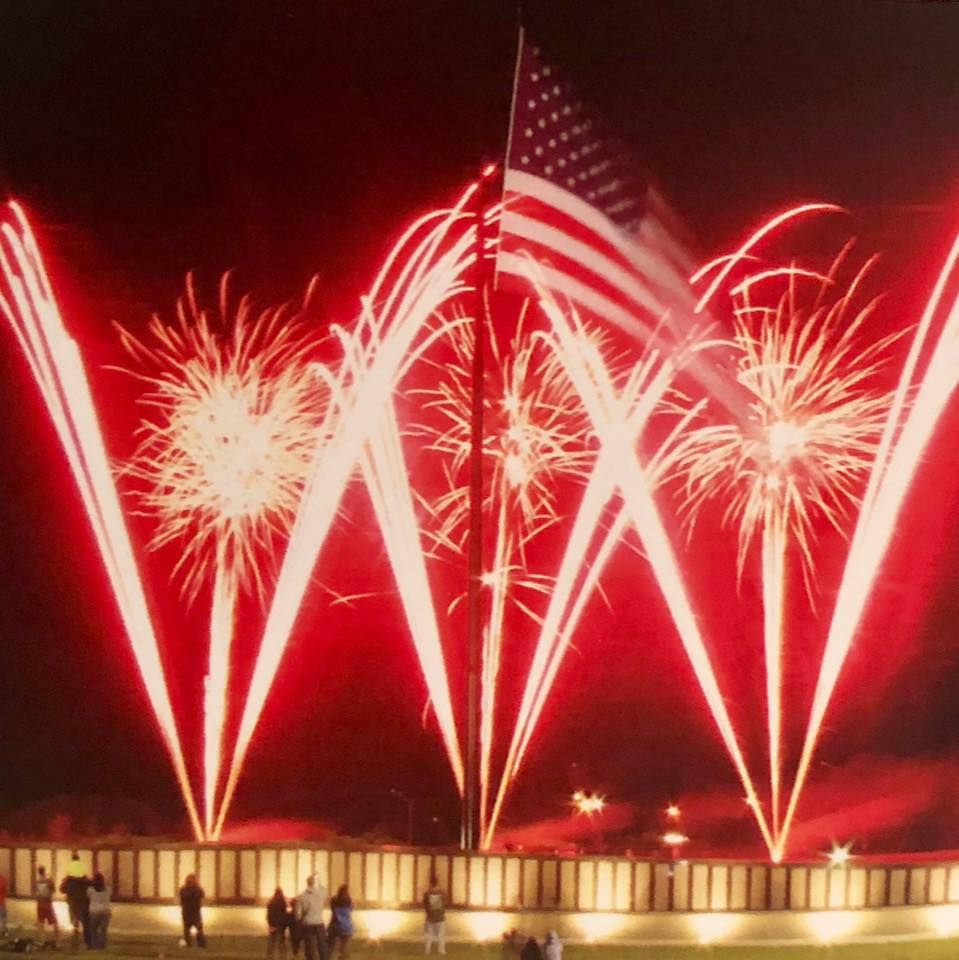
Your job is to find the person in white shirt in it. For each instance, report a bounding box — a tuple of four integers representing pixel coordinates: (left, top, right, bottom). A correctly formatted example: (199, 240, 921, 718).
(543, 930, 562, 960)
(295, 874, 329, 960)
(87, 873, 112, 949)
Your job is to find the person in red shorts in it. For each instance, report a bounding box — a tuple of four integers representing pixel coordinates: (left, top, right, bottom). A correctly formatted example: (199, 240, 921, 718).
(35, 865, 59, 944)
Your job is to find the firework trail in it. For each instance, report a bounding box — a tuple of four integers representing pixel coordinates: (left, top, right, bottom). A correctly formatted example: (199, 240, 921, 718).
(212, 186, 489, 837)
(412, 302, 594, 836)
(777, 222, 959, 859)
(0, 202, 203, 839)
(676, 252, 897, 842)
(484, 264, 773, 851)
(119, 275, 333, 836)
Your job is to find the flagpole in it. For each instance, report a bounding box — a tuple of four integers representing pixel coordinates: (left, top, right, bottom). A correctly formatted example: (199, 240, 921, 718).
(462, 165, 497, 852)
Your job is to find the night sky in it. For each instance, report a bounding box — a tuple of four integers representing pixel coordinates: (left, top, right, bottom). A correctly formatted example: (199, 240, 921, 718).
(3, 0, 959, 854)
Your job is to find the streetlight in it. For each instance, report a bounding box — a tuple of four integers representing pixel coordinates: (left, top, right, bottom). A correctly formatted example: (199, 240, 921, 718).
(571, 790, 606, 815)
(826, 841, 853, 867)
(661, 831, 689, 911)
(665, 803, 681, 820)
(389, 788, 415, 845)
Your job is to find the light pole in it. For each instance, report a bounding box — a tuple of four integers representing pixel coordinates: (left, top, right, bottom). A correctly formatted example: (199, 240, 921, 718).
(390, 788, 415, 845)
(661, 831, 689, 910)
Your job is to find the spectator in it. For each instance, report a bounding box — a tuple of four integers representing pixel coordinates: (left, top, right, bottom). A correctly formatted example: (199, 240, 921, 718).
(543, 931, 562, 960)
(61, 856, 91, 948)
(288, 897, 302, 958)
(179, 874, 206, 947)
(422, 875, 446, 956)
(267, 887, 289, 960)
(295, 874, 328, 960)
(501, 929, 522, 960)
(35, 866, 59, 945)
(0, 872, 7, 939)
(520, 937, 542, 960)
(87, 872, 112, 949)
(327, 885, 354, 959)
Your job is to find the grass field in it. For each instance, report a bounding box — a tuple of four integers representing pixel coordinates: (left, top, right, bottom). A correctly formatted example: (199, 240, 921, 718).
(5, 933, 959, 960)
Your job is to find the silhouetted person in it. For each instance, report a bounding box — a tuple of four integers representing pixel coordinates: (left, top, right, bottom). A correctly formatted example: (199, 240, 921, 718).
(422, 875, 446, 955)
(61, 855, 91, 948)
(288, 897, 302, 957)
(0, 871, 7, 938)
(327, 885, 354, 959)
(295, 874, 328, 960)
(520, 937, 542, 960)
(267, 887, 289, 960)
(179, 874, 206, 947)
(87, 873, 112, 949)
(501, 929, 522, 960)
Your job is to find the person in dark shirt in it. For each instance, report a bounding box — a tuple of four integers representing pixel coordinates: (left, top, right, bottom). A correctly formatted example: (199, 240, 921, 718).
(327, 885, 354, 959)
(520, 937, 543, 960)
(422, 876, 446, 955)
(61, 858, 91, 949)
(179, 874, 206, 947)
(267, 887, 290, 960)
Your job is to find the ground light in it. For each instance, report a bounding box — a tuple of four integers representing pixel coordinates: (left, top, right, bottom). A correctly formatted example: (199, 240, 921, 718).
(688, 912, 739, 945)
(805, 910, 860, 943)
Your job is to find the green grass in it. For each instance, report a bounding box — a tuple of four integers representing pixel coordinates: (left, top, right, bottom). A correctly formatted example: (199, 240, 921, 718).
(9, 934, 959, 960)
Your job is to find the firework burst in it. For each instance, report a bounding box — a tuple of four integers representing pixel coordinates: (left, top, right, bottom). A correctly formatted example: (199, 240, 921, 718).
(413, 302, 595, 835)
(119, 273, 332, 836)
(119, 274, 332, 600)
(676, 255, 897, 842)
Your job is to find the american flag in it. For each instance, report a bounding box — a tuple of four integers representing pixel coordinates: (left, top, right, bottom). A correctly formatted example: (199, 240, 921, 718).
(495, 34, 736, 406)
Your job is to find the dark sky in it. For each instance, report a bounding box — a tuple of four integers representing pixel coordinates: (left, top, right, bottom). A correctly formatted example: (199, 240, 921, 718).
(3, 0, 959, 852)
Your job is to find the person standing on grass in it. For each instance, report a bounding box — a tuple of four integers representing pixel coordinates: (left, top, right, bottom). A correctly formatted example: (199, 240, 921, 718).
(295, 874, 328, 960)
(543, 930, 562, 960)
(62, 854, 91, 948)
(179, 874, 207, 947)
(327, 885, 354, 959)
(35, 866, 59, 945)
(0, 871, 7, 938)
(87, 873, 112, 949)
(267, 887, 290, 960)
(288, 895, 302, 958)
(422, 874, 446, 955)
(520, 936, 542, 960)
